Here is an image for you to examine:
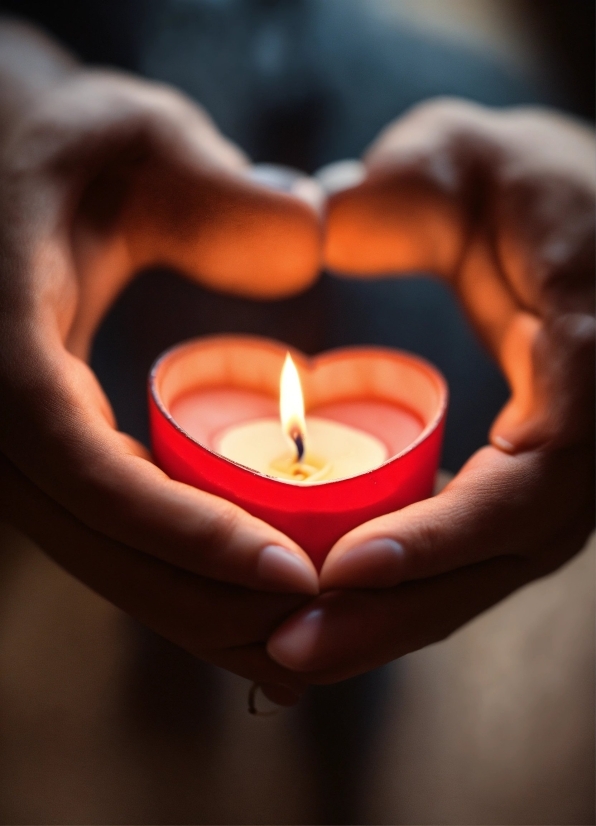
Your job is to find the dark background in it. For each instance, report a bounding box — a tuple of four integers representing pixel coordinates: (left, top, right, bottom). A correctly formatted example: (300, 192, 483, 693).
(1, 0, 593, 474)
(0, 4, 593, 823)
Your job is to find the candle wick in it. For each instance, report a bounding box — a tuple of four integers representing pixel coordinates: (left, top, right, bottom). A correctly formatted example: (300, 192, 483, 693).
(290, 427, 305, 462)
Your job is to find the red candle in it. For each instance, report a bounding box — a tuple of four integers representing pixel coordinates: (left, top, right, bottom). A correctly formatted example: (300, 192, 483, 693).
(149, 336, 447, 570)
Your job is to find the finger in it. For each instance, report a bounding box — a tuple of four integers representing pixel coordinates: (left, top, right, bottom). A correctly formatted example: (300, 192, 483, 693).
(324, 167, 463, 278)
(53, 74, 323, 305)
(0, 341, 319, 595)
(322, 101, 521, 362)
(248, 163, 325, 213)
(0, 450, 309, 659)
(322, 99, 533, 372)
(2, 80, 318, 599)
(323, 98, 499, 278)
(123, 155, 323, 299)
(269, 510, 595, 682)
(324, 100, 595, 306)
(269, 556, 534, 678)
(319, 445, 593, 591)
(13, 73, 322, 355)
(489, 110, 595, 317)
(208, 644, 307, 700)
(323, 100, 595, 370)
(491, 311, 596, 452)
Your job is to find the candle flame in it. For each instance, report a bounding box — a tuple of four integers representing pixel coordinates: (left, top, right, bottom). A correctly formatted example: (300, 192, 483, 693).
(280, 353, 306, 461)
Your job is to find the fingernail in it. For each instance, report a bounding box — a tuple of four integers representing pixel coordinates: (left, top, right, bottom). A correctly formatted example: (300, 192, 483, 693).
(247, 164, 323, 210)
(258, 545, 319, 594)
(315, 159, 366, 194)
(321, 538, 405, 589)
(292, 177, 325, 212)
(267, 607, 325, 670)
(492, 434, 515, 453)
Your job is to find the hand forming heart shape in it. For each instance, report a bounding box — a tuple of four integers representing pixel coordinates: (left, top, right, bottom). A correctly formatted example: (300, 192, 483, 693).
(0, 42, 592, 691)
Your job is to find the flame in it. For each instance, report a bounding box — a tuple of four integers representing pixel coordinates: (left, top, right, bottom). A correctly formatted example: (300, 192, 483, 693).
(280, 353, 307, 460)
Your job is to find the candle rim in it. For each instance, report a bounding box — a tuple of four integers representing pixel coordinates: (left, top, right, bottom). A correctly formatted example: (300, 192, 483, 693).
(149, 334, 448, 490)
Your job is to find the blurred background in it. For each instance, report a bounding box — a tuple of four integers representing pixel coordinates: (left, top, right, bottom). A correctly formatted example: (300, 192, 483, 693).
(0, 1, 594, 824)
(0, 0, 593, 470)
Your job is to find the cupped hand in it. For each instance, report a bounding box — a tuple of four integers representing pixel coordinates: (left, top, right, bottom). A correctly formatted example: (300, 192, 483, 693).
(0, 37, 322, 697)
(267, 99, 595, 683)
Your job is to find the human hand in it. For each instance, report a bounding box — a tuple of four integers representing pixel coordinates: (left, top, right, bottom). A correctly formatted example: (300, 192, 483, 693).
(0, 23, 321, 699)
(267, 99, 595, 683)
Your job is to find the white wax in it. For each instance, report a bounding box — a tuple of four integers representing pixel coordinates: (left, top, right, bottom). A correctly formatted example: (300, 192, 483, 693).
(170, 388, 424, 485)
(216, 416, 388, 484)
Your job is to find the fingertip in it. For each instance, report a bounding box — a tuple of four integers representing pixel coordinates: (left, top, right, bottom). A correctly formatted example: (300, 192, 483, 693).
(258, 544, 319, 595)
(268, 592, 368, 674)
(292, 177, 325, 213)
(490, 408, 548, 454)
(323, 178, 405, 274)
(323, 183, 367, 271)
(239, 185, 323, 297)
(246, 162, 325, 218)
(490, 433, 516, 453)
(267, 607, 325, 671)
(315, 159, 366, 195)
(489, 400, 532, 454)
(320, 537, 406, 590)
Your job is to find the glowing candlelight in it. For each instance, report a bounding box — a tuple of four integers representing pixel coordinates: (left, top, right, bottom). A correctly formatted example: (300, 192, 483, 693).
(150, 335, 448, 568)
(212, 351, 387, 484)
(280, 353, 306, 461)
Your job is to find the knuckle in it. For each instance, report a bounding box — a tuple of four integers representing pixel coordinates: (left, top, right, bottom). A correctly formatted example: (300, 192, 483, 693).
(540, 311, 596, 402)
(403, 96, 489, 135)
(194, 498, 241, 556)
(4, 71, 208, 178)
(550, 311, 596, 350)
(368, 99, 498, 200)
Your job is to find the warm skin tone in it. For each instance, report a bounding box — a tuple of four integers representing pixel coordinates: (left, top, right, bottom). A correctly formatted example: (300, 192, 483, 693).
(0, 20, 322, 706)
(0, 21, 593, 701)
(267, 99, 595, 683)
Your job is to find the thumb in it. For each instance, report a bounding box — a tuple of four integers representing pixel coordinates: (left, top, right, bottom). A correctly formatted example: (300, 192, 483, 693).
(119, 99, 323, 299)
(57, 72, 323, 323)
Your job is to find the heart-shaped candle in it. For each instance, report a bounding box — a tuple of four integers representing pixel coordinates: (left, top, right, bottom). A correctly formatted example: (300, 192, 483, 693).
(149, 336, 447, 570)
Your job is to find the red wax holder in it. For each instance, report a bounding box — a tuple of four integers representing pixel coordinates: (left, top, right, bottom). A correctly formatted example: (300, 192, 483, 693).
(149, 335, 448, 570)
